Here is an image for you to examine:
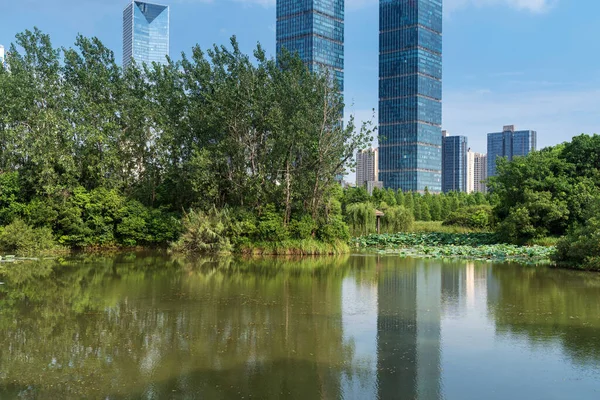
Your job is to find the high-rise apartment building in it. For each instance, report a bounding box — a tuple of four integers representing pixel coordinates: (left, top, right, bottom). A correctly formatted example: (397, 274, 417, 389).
(356, 148, 379, 187)
(487, 125, 537, 177)
(123, 1, 169, 68)
(379, 0, 443, 193)
(276, 0, 344, 91)
(467, 150, 487, 193)
(442, 133, 468, 193)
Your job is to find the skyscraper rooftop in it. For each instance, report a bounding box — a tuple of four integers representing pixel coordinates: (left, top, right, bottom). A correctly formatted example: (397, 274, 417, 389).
(123, 1, 170, 68)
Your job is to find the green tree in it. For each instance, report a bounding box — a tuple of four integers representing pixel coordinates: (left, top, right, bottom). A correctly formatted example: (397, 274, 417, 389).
(395, 189, 405, 207)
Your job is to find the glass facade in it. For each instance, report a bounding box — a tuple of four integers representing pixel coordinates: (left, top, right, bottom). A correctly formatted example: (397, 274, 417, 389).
(487, 126, 537, 177)
(276, 0, 344, 91)
(379, 0, 443, 193)
(123, 1, 169, 68)
(442, 136, 468, 193)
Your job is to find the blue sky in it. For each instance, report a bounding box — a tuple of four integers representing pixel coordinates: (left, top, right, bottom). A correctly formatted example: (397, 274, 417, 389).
(1, 0, 599, 154)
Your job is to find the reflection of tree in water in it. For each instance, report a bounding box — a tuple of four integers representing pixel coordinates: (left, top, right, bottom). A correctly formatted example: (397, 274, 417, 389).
(488, 266, 600, 365)
(0, 253, 358, 399)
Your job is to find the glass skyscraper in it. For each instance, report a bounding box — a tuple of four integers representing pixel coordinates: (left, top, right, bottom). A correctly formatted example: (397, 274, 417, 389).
(442, 134, 468, 193)
(276, 0, 344, 91)
(487, 125, 537, 177)
(379, 0, 443, 193)
(123, 1, 169, 68)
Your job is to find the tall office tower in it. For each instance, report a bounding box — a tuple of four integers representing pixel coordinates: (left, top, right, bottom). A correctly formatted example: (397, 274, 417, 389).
(487, 125, 537, 178)
(276, 0, 344, 92)
(379, 0, 443, 193)
(467, 150, 487, 193)
(123, 1, 170, 68)
(356, 148, 379, 187)
(442, 134, 468, 193)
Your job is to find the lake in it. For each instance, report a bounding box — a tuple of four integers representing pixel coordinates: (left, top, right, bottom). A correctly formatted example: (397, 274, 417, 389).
(1, 253, 599, 399)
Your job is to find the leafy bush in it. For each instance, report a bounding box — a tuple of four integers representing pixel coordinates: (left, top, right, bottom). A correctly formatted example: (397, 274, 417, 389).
(317, 215, 350, 243)
(443, 205, 493, 230)
(553, 217, 600, 271)
(257, 205, 288, 242)
(171, 208, 232, 254)
(14, 188, 181, 248)
(117, 200, 150, 246)
(0, 172, 25, 225)
(224, 209, 258, 246)
(289, 215, 316, 240)
(497, 207, 538, 244)
(0, 219, 55, 255)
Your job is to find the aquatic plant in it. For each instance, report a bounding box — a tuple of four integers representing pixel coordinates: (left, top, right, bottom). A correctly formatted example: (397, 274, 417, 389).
(353, 232, 556, 263)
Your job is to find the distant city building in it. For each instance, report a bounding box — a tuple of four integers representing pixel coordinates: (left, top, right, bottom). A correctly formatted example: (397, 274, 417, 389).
(467, 149, 487, 193)
(379, 0, 443, 193)
(367, 180, 384, 195)
(442, 134, 468, 193)
(276, 0, 344, 92)
(487, 125, 537, 177)
(356, 148, 379, 188)
(123, 1, 169, 68)
(0, 45, 5, 66)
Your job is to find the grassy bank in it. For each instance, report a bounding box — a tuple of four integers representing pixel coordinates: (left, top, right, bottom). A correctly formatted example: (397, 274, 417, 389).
(353, 232, 556, 264)
(239, 239, 350, 256)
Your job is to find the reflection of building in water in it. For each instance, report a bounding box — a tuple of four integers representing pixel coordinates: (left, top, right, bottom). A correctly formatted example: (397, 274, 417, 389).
(376, 259, 442, 400)
(442, 265, 464, 313)
(442, 263, 490, 314)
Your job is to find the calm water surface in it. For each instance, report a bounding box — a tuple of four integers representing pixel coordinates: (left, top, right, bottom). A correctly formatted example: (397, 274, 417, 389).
(1, 253, 599, 399)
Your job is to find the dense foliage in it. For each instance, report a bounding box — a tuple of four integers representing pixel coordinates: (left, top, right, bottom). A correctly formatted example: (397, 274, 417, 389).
(489, 135, 600, 242)
(0, 219, 55, 255)
(0, 28, 372, 252)
(341, 186, 490, 234)
(442, 205, 494, 230)
(553, 213, 600, 271)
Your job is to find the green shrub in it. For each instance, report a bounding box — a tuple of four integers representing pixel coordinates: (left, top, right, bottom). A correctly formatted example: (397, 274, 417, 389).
(55, 200, 92, 246)
(22, 198, 58, 228)
(0, 172, 25, 226)
(257, 204, 288, 242)
(289, 215, 316, 240)
(497, 207, 538, 244)
(146, 208, 181, 244)
(317, 214, 350, 243)
(443, 205, 493, 230)
(0, 219, 55, 255)
(553, 218, 600, 270)
(224, 209, 258, 246)
(117, 200, 150, 246)
(171, 208, 232, 254)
